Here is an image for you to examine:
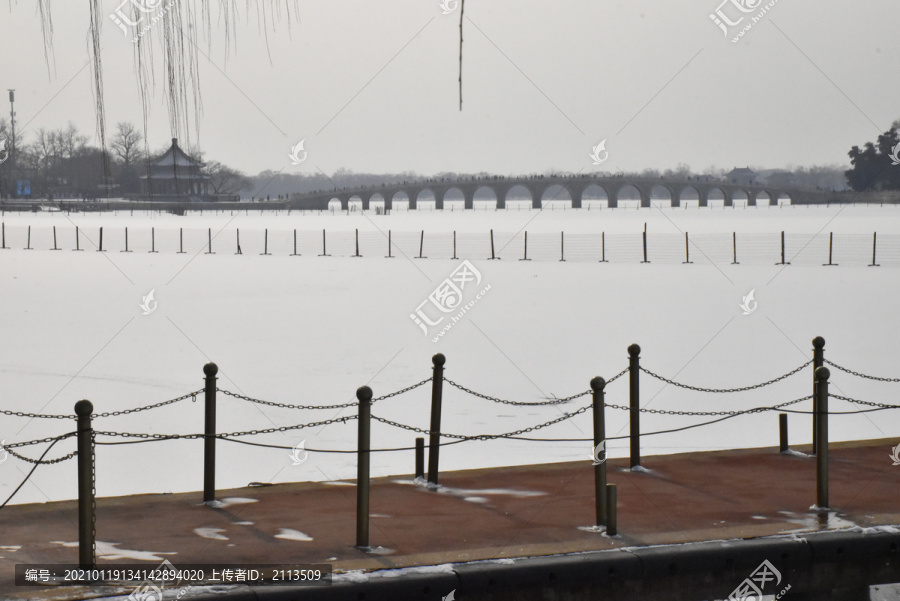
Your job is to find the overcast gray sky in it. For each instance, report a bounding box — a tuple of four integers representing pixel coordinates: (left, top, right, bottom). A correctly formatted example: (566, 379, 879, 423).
(1, 1, 898, 177)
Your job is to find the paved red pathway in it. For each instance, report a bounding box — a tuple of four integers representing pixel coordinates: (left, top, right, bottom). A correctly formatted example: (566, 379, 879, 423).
(2, 438, 898, 599)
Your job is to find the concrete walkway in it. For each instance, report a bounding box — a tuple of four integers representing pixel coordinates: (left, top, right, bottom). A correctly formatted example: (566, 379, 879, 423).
(1, 438, 897, 599)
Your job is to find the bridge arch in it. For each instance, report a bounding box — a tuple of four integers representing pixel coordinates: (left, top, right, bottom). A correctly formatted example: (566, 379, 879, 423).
(650, 185, 673, 208)
(677, 186, 699, 208)
(327, 197, 342, 211)
(441, 186, 465, 210)
(473, 185, 498, 209)
(705, 187, 725, 208)
(414, 188, 436, 210)
(505, 185, 533, 209)
(389, 190, 410, 210)
(581, 184, 609, 208)
(541, 184, 572, 209)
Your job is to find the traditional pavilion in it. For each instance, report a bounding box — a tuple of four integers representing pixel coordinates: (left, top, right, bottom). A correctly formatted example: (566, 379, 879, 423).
(140, 138, 211, 198)
(724, 167, 758, 186)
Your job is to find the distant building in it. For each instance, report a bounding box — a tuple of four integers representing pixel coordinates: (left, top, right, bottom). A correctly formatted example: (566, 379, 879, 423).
(140, 138, 211, 199)
(725, 167, 758, 186)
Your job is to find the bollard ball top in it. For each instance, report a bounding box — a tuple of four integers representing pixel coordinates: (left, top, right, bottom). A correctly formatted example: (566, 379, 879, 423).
(356, 385, 373, 402)
(432, 353, 446, 367)
(628, 343, 641, 356)
(74, 400, 93, 416)
(814, 366, 830, 380)
(203, 362, 218, 377)
(590, 377, 606, 391)
(812, 336, 825, 349)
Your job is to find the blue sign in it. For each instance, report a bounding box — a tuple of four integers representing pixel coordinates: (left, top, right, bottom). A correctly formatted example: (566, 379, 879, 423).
(16, 180, 31, 196)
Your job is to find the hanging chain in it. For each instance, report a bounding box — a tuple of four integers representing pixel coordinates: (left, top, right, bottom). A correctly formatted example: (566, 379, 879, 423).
(824, 359, 900, 383)
(639, 360, 812, 393)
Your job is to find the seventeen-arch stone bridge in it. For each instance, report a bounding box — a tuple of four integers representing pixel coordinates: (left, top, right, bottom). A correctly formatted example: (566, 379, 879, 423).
(289, 175, 822, 211)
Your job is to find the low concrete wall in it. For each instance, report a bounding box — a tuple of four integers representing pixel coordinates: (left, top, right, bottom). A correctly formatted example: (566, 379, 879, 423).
(180, 528, 898, 601)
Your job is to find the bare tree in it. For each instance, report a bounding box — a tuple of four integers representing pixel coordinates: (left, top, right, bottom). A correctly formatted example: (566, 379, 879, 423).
(111, 122, 144, 169)
(206, 160, 249, 195)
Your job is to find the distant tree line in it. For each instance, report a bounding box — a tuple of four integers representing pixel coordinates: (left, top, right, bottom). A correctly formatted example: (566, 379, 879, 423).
(0, 120, 249, 200)
(845, 120, 900, 192)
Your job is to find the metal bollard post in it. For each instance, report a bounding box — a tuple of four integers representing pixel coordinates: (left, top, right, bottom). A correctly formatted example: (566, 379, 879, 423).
(97, 227, 104, 252)
(415, 437, 425, 479)
(599, 231, 608, 262)
(731, 232, 739, 264)
(488, 229, 498, 260)
(815, 367, 830, 509)
(235, 229, 242, 255)
(150, 227, 157, 253)
(606, 483, 618, 536)
(683, 231, 693, 264)
(812, 336, 824, 455)
(628, 344, 641, 469)
(356, 385, 373, 548)
(319, 229, 330, 256)
(385, 230, 394, 258)
(417, 230, 426, 259)
(52, 226, 60, 250)
(520, 232, 531, 261)
(75, 400, 95, 569)
(427, 353, 446, 485)
(203, 362, 218, 503)
(177, 228, 185, 254)
(205, 228, 215, 254)
(262, 229, 271, 255)
(452, 231, 458, 260)
(869, 232, 880, 267)
(823, 232, 837, 266)
(779, 413, 788, 453)
(591, 377, 607, 527)
(641, 223, 649, 263)
(560, 231, 566, 262)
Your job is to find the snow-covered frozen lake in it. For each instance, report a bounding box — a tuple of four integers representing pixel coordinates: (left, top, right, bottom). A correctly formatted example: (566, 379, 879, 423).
(1, 204, 899, 506)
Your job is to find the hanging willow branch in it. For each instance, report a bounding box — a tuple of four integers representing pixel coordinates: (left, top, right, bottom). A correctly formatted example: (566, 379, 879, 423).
(459, 0, 465, 110)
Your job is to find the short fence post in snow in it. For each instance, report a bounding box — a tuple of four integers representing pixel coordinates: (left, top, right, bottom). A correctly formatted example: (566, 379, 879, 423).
(318, 229, 330, 256)
(869, 232, 880, 267)
(591, 376, 608, 527)
(385, 230, 394, 258)
(488, 229, 499, 260)
(205, 228, 215, 254)
(74, 227, 83, 251)
(599, 231, 608, 262)
(75, 399, 95, 569)
(731, 232, 739, 264)
(291, 229, 300, 256)
(779, 413, 789, 453)
(452, 231, 458, 260)
(52, 226, 60, 250)
(815, 366, 830, 510)
(353, 229, 361, 257)
(235, 229, 242, 255)
(121, 227, 132, 252)
(776, 231, 790, 265)
(560, 231, 566, 262)
(811, 336, 825, 455)
(149, 227, 157, 253)
(356, 385, 373, 548)
(23, 225, 32, 250)
(823, 232, 837, 266)
(427, 353, 446, 486)
(641, 223, 649, 263)
(261, 229, 271, 256)
(520, 231, 531, 261)
(628, 344, 642, 469)
(415, 437, 425, 480)
(682, 231, 692, 264)
(416, 230, 426, 259)
(1, 222, 6, 249)
(177, 228, 185, 254)
(97, 227, 104, 252)
(606, 484, 618, 536)
(203, 362, 218, 504)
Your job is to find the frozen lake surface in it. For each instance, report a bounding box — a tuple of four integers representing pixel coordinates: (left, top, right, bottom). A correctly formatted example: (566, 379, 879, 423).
(1, 205, 898, 506)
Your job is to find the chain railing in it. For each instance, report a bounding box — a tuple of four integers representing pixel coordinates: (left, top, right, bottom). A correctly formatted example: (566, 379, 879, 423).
(824, 359, 900, 383)
(217, 378, 432, 411)
(639, 360, 812, 393)
(2, 433, 78, 465)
